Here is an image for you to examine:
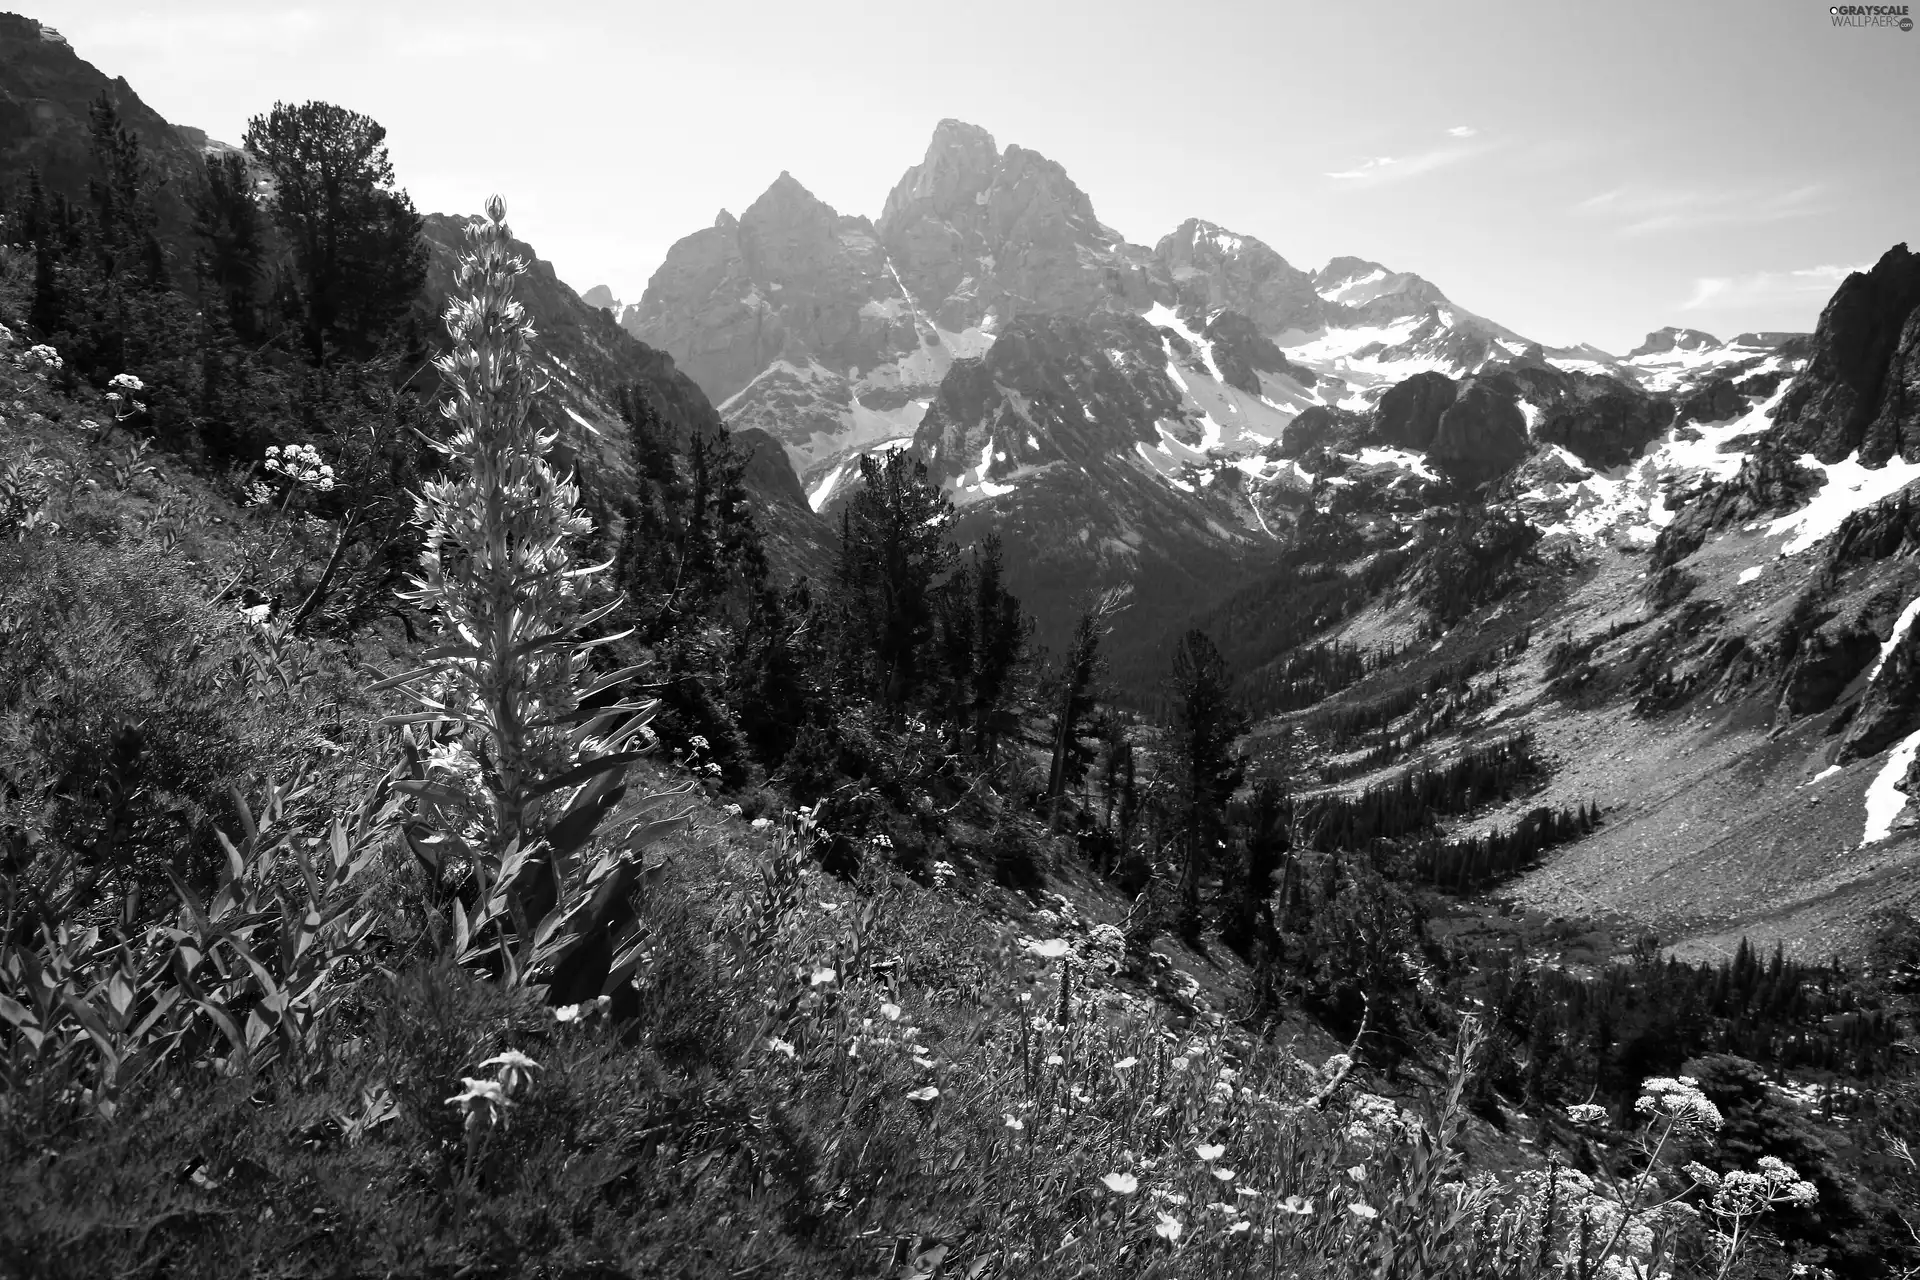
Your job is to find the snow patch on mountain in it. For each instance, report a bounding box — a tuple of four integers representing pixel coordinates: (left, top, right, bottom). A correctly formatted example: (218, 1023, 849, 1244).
(1862, 729, 1920, 845)
(1769, 455, 1920, 556)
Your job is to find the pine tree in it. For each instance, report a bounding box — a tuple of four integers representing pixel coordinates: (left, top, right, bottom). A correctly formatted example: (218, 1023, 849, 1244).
(1166, 628, 1249, 940)
(243, 101, 426, 367)
(1046, 586, 1129, 829)
(832, 448, 957, 715)
(191, 151, 266, 342)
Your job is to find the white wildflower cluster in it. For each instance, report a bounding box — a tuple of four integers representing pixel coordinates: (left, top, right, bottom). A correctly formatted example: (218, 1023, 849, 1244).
(103, 372, 149, 419)
(930, 859, 956, 886)
(107, 372, 144, 394)
(1688, 1157, 1818, 1215)
(1341, 1091, 1421, 1149)
(0, 320, 14, 346)
(25, 343, 60, 373)
(1635, 1076, 1723, 1133)
(1565, 1102, 1611, 1127)
(264, 442, 336, 492)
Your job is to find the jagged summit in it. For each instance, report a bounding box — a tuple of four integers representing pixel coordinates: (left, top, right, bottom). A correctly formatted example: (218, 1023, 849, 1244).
(878, 118, 999, 227)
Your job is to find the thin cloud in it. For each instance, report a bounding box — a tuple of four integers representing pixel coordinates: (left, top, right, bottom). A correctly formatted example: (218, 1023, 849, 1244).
(1577, 182, 1829, 237)
(1325, 129, 1492, 184)
(1679, 263, 1865, 312)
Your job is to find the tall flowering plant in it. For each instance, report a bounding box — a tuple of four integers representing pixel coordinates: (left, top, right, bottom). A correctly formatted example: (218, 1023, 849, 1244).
(374, 196, 683, 998)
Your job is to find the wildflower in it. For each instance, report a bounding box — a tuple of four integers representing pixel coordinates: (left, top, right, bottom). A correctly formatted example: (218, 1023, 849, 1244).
(445, 1077, 508, 1131)
(906, 1086, 939, 1103)
(1279, 1195, 1314, 1216)
(767, 1037, 796, 1058)
(1170, 1057, 1189, 1073)
(1003, 1114, 1025, 1131)
(1228, 1220, 1250, 1235)
(26, 343, 61, 372)
(1348, 1202, 1378, 1220)
(1566, 1102, 1610, 1127)
(688, 735, 709, 750)
(108, 372, 145, 393)
(1113, 1056, 1138, 1070)
(1195, 1143, 1225, 1162)
(240, 602, 272, 626)
(1684, 1162, 1721, 1187)
(722, 802, 742, 817)
(880, 1002, 901, 1021)
(1635, 1076, 1723, 1133)
(476, 1051, 538, 1099)
(1212, 1167, 1236, 1182)
(1027, 938, 1070, 959)
(913, 1055, 937, 1069)
(1153, 1212, 1183, 1242)
(552, 995, 609, 1023)
(809, 966, 837, 986)
(1045, 1053, 1064, 1067)
(1101, 1172, 1138, 1194)
(1234, 1185, 1260, 1198)
(1347, 1165, 1367, 1183)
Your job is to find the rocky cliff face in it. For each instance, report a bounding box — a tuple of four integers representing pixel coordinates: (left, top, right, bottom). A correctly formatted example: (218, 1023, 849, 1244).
(1747, 245, 1920, 464)
(1373, 371, 1457, 451)
(1430, 382, 1531, 487)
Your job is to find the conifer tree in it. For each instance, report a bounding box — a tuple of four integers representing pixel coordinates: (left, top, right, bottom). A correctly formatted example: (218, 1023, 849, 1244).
(833, 448, 957, 715)
(244, 101, 426, 367)
(1045, 585, 1129, 829)
(1165, 628, 1248, 940)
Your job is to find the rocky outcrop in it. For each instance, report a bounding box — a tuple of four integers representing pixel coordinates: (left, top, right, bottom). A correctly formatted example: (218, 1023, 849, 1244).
(1781, 623, 1880, 720)
(1837, 622, 1920, 759)
(1537, 380, 1676, 470)
(1768, 244, 1920, 464)
(1280, 405, 1372, 458)
(1651, 445, 1824, 568)
(1372, 372, 1457, 451)
(579, 284, 618, 312)
(1429, 382, 1530, 487)
(1200, 309, 1306, 395)
(1677, 377, 1743, 426)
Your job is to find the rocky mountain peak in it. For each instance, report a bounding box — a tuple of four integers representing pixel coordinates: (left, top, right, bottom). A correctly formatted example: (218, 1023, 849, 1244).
(715, 209, 737, 229)
(880, 118, 999, 226)
(1154, 219, 1321, 335)
(579, 284, 618, 312)
(1316, 255, 1387, 287)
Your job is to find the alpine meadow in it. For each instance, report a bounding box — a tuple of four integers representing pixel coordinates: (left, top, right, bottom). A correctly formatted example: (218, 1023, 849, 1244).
(3, 6, 1920, 1279)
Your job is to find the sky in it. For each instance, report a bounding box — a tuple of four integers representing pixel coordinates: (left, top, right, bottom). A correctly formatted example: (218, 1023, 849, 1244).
(26, 0, 1920, 353)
